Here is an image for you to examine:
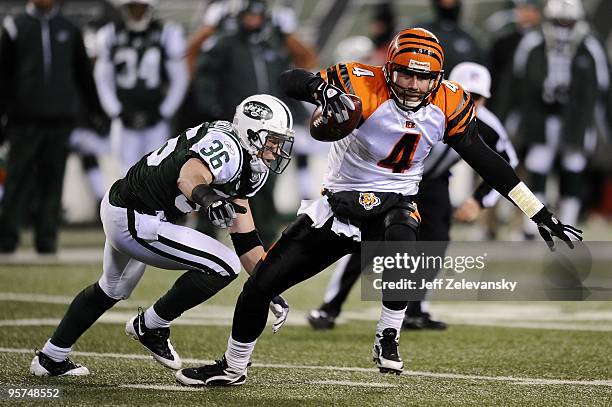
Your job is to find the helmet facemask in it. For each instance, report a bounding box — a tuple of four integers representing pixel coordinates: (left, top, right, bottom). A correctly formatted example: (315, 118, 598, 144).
(245, 128, 294, 174)
(384, 62, 443, 110)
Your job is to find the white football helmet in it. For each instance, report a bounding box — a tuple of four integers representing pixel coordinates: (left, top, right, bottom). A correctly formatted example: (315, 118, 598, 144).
(233, 94, 295, 174)
(118, 0, 158, 32)
(543, 0, 584, 23)
(449, 62, 492, 99)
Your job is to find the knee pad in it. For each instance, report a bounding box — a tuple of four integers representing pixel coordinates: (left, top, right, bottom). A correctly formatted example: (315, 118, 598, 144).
(383, 207, 419, 241)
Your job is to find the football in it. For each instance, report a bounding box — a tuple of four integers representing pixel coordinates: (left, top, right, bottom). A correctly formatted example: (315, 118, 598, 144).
(309, 94, 362, 142)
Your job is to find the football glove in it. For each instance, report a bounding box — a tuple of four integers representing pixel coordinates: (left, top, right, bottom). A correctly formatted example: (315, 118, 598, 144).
(531, 207, 583, 251)
(269, 295, 290, 334)
(207, 199, 247, 228)
(312, 80, 356, 124)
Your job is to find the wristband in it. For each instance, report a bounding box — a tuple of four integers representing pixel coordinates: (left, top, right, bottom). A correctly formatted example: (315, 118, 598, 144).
(230, 229, 263, 256)
(191, 184, 221, 209)
(508, 182, 544, 218)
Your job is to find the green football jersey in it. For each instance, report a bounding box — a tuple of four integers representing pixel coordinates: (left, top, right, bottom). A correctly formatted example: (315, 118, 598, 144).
(109, 121, 268, 221)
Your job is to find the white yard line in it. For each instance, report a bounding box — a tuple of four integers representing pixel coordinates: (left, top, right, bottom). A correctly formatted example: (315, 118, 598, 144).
(1, 347, 611, 388)
(119, 384, 204, 392)
(120, 381, 396, 391)
(312, 380, 395, 388)
(2, 291, 612, 331)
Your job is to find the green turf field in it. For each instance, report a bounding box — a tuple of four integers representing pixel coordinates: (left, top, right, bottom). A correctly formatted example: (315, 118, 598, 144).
(1, 251, 611, 405)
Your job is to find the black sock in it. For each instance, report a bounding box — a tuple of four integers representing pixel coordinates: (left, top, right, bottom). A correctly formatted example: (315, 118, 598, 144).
(50, 282, 118, 348)
(153, 270, 236, 321)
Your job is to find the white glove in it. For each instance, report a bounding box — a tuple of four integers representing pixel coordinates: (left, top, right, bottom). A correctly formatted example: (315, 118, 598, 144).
(269, 295, 290, 334)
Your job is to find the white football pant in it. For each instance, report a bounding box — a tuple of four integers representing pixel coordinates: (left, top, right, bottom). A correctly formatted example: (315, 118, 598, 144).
(98, 191, 241, 300)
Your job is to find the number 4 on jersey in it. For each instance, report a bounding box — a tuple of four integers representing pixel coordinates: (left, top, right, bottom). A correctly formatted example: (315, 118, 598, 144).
(377, 133, 421, 173)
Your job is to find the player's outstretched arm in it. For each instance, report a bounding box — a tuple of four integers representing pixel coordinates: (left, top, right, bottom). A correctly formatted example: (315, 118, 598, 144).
(279, 69, 355, 123)
(449, 133, 583, 250)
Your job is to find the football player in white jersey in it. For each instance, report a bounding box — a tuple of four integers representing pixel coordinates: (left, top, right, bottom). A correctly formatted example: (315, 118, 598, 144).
(29, 95, 293, 376)
(94, 0, 189, 174)
(175, 28, 582, 386)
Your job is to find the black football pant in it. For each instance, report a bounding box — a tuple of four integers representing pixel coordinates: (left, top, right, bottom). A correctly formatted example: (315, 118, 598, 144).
(231, 210, 418, 343)
(319, 176, 452, 318)
(0, 123, 71, 252)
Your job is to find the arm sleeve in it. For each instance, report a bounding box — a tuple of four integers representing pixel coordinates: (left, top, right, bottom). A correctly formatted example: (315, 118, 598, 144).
(448, 125, 521, 202)
(279, 68, 321, 104)
(472, 117, 519, 207)
(93, 24, 122, 118)
(159, 23, 188, 119)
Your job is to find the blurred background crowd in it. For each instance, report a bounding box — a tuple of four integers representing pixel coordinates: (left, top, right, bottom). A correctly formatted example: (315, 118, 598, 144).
(0, 0, 611, 255)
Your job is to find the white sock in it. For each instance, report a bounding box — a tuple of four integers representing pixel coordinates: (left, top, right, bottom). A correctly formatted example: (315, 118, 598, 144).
(41, 339, 71, 363)
(225, 336, 256, 372)
(144, 306, 171, 329)
(375, 305, 406, 341)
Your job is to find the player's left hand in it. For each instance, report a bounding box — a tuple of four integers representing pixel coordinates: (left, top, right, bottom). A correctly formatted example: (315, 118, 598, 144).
(269, 295, 289, 334)
(531, 207, 583, 251)
(454, 197, 481, 223)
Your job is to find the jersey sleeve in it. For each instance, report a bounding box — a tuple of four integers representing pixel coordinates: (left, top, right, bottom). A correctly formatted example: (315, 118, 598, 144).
(188, 131, 243, 184)
(439, 81, 478, 145)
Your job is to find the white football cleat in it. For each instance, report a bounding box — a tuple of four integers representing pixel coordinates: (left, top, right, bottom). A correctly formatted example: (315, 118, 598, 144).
(30, 351, 89, 377)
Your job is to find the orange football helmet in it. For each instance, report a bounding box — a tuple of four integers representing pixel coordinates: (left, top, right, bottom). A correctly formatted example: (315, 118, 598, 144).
(383, 28, 445, 110)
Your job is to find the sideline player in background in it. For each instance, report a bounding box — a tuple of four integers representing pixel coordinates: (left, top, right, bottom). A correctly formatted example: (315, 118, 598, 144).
(175, 28, 581, 386)
(307, 62, 518, 331)
(30, 94, 293, 376)
(94, 0, 188, 175)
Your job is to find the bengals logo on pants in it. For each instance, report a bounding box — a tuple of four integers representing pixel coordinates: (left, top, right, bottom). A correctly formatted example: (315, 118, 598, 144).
(359, 192, 381, 211)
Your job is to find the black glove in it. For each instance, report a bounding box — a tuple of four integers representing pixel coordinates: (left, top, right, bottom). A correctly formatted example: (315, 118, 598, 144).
(531, 207, 583, 251)
(269, 295, 290, 334)
(191, 185, 247, 228)
(207, 199, 247, 228)
(310, 78, 355, 123)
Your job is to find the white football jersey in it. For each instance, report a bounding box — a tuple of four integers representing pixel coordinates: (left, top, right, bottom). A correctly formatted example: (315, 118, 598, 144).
(319, 63, 476, 196)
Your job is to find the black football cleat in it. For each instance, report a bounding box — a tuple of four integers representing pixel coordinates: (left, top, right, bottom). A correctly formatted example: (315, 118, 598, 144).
(125, 308, 181, 370)
(307, 309, 336, 330)
(176, 356, 247, 386)
(30, 350, 89, 377)
(402, 313, 447, 330)
(373, 328, 403, 375)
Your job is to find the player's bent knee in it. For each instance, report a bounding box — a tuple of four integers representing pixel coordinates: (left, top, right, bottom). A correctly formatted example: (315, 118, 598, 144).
(384, 207, 419, 241)
(97, 276, 129, 301)
(242, 274, 276, 304)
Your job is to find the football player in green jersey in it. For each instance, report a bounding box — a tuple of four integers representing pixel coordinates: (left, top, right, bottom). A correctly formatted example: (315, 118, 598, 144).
(30, 94, 295, 376)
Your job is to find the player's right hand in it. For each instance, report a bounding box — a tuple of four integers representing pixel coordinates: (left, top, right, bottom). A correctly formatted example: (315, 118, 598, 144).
(531, 207, 583, 251)
(206, 199, 247, 228)
(312, 80, 356, 124)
